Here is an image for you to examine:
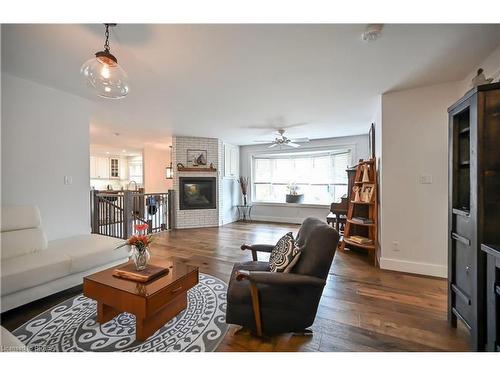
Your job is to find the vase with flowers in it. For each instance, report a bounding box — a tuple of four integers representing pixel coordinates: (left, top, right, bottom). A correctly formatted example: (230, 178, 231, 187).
(117, 223, 153, 271)
(238, 176, 249, 206)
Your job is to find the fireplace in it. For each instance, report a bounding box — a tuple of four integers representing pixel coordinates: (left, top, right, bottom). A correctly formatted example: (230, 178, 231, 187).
(179, 177, 217, 210)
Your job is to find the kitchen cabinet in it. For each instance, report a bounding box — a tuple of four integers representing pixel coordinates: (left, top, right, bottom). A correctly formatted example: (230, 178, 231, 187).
(224, 143, 239, 178)
(90, 156, 109, 179)
(110, 158, 119, 178)
(97, 157, 110, 179)
(90, 155, 130, 180)
(119, 157, 128, 180)
(90, 156, 113, 179)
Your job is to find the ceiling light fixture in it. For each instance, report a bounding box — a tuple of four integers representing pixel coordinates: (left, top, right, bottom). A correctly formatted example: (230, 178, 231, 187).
(362, 24, 383, 42)
(81, 23, 130, 99)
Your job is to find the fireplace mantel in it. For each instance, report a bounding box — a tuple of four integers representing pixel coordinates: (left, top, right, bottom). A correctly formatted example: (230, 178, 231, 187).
(177, 166, 217, 172)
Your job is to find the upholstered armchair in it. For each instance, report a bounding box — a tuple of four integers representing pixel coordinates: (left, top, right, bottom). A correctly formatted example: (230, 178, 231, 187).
(225, 217, 339, 336)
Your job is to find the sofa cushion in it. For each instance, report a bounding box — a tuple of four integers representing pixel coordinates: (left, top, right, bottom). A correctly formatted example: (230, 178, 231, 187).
(48, 234, 129, 273)
(1, 228, 48, 260)
(1, 249, 71, 295)
(1, 205, 42, 232)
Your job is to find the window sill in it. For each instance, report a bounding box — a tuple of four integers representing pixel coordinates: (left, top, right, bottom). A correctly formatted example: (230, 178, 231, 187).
(252, 202, 330, 209)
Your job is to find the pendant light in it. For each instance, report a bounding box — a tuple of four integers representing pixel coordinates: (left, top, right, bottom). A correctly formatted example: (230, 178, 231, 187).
(166, 145, 174, 179)
(81, 23, 130, 99)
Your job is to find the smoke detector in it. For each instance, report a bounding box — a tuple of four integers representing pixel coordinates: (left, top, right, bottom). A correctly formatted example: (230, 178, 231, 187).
(362, 24, 383, 42)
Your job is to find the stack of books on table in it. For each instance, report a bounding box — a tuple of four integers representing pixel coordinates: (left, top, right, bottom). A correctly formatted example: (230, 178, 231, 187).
(351, 217, 374, 225)
(349, 235, 373, 245)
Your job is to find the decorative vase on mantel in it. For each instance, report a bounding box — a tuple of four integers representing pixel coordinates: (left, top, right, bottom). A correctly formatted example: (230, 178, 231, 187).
(132, 245, 151, 271)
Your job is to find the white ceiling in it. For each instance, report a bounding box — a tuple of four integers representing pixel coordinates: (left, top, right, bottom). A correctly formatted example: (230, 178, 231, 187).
(2, 24, 500, 146)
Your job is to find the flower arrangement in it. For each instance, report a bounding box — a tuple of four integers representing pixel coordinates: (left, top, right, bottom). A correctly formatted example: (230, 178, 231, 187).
(117, 223, 153, 270)
(117, 224, 153, 252)
(286, 182, 300, 195)
(238, 176, 249, 205)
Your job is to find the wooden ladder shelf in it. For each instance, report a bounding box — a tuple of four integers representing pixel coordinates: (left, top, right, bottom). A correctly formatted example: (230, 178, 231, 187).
(340, 158, 379, 266)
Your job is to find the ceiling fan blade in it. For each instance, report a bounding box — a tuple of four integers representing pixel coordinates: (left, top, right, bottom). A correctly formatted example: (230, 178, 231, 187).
(268, 143, 278, 148)
(290, 137, 310, 143)
(253, 140, 272, 143)
(285, 122, 309, 129)
(246, 124, 280, 130)
(287, 143, 301, 148)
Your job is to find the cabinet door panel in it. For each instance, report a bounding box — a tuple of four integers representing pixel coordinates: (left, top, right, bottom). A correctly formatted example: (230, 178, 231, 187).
(454, 292, 472, 327)
(110, 158, 120, 178)
(230, 146, 239, 177)
(120, 158, 128, 180)
(224, 144, 238, 178)
(454, 239, 473, 296)
(455, 214, 473, 241)
(90, 156, 97, 178)
(97, 157, 110, 179)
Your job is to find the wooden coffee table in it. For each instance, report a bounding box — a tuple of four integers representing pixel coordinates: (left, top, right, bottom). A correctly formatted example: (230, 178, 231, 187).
(83, 258, 198, 341)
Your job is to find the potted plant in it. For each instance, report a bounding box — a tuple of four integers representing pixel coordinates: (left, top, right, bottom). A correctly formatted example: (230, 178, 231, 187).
(286, 182, 304, 203)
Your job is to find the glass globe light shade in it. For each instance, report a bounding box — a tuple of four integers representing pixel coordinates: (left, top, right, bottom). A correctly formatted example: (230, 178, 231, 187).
(80, 55, 130, 99)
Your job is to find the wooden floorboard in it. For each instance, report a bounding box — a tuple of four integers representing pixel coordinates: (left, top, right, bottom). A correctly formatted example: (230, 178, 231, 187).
(0, 221, 469, 351)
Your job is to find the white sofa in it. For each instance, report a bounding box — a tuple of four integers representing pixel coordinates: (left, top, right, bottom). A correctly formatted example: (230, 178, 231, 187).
(1, 205, 130, 312)
(0, 326, 27, 351)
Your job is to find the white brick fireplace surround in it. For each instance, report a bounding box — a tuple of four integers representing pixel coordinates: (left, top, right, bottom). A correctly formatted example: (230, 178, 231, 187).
(172, 136, 236, 229)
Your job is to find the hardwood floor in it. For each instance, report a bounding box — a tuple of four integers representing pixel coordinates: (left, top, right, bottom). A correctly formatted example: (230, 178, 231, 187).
(1, 221, 469, 352)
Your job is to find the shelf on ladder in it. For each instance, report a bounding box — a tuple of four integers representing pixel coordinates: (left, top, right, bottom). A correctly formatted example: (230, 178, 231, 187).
(340, 158, 379, 266)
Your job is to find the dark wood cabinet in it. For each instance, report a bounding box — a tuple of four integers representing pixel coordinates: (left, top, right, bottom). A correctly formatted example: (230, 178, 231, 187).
(481, 244, 500, 352)
(448, 83, 500, 351)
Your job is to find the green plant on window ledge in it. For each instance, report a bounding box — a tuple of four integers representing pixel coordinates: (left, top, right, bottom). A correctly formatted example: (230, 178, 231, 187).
(286, 182, 304, 203)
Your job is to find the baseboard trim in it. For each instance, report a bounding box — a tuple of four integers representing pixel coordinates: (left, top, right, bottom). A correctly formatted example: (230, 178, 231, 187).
(250, 215, 305, 224)
(379, 257, 447, 278)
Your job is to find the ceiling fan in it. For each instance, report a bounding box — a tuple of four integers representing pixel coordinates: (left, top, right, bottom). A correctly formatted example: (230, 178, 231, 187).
(253, 129, 310, 148)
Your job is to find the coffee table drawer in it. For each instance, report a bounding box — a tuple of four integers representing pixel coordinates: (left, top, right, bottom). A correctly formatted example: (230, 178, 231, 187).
(147, 269, 199, 313)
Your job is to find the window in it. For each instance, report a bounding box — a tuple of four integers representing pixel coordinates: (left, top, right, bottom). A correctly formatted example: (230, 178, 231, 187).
(252, 150, 351, 205)
(128, 157, 143, 185)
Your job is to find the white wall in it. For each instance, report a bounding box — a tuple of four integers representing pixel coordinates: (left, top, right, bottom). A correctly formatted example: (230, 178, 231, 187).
(459, 44, 500, 94)
(379, 82, 461, 277)
(239, 134, 370, 223)
(377, 44, 500, 277)
(1, 74, 93, 240)
(143, 143, 173, 193)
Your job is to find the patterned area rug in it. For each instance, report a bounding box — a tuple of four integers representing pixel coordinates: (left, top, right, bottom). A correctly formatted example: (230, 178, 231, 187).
(13, 273, 228, 352)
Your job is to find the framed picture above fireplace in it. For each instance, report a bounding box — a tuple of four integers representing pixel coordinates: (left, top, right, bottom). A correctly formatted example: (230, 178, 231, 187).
(179, 177, 217, 210)
(186, 149, 208, 167)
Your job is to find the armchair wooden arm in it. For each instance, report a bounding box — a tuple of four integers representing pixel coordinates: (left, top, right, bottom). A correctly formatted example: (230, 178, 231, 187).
(240, 243, 274, 261)
(235, 270, 262, 335)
